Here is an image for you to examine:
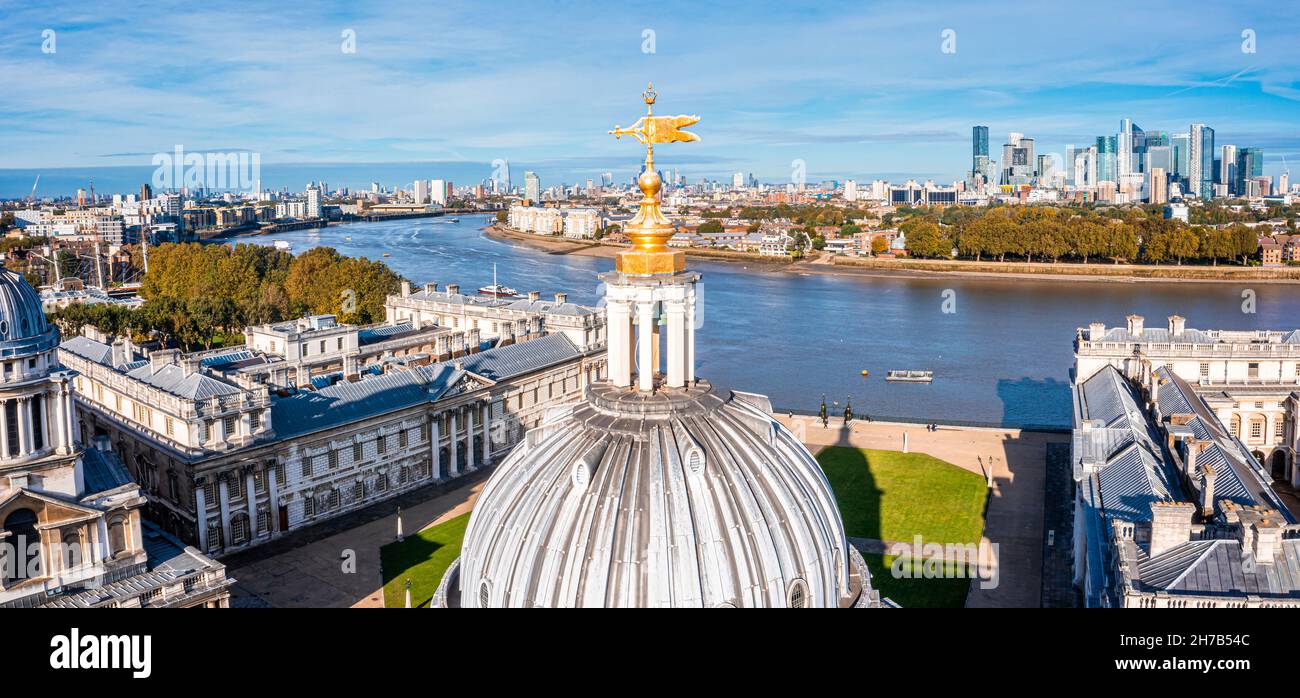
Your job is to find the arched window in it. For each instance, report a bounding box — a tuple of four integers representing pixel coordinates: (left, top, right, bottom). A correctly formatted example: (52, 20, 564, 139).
(108, 516, 129, 557)
(479, 580, 492, 608)
(62, 531, 83, 571)
(786, 578, 808, 609)
(3, 508, 41, 583)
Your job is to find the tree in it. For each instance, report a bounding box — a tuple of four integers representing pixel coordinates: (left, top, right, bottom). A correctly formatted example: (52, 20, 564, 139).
(905, 221, 949, 258)
(870, 236, 890, 255)
(697, 220, 724, 235)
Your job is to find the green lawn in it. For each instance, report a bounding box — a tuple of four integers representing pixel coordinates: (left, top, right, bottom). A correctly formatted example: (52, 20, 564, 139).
(817, 446, 987, 546)
(379, 512, 471, 608)
(817, 447, 989, 608)
(861, 553, 974, 609)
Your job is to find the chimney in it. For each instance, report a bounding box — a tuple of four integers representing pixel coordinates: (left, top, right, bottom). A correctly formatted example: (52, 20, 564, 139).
(528, 291, 541, 302)
(1250, 516, 1282, 566)
(1088, 322, 1106, 341)
(446, 283, 460, 297)
(1126, 314, 1144, 336)
(110, 337, 126, 367)
(555, 292, 568, 304)
(424, 282, 438, 294)
(400, 280, 411, 297)
(1148, 501, 1195, 558)
(1200, 462, 1217, 519)
(180, 354, 203, 377)
(1168, 315, 1185, 336)
(122, 334, 135, 363)
(150, 348, 180, 371)
(467, 327, 481, 351)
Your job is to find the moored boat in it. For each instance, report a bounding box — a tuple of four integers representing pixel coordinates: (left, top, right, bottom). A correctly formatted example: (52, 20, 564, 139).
(886, 369, 933, 383)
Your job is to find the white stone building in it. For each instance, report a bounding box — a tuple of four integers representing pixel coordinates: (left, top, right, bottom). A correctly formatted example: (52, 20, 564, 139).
(57, 283, 607, 557)
(1075, 315, 1299, 484)
(563, 208, 600, 239)
(0, 270, 230, 608)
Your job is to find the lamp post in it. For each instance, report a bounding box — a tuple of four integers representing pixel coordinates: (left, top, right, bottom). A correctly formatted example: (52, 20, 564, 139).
(396, 505, 404, 542)
(404, 578, 412, 609)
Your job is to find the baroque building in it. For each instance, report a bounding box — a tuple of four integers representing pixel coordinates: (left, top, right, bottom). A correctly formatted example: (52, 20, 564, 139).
(434, 85, 883, 608)
(1073, 359, 1300, 607)
(0, 270, 229, 608)
(58, 283, 606, 557)
(1075, 315, 1299, 484)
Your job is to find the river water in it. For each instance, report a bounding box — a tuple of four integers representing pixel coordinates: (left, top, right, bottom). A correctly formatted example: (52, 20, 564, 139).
(239, 214, 1298, 429)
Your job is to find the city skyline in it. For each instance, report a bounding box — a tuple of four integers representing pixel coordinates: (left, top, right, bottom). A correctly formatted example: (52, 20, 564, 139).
(2, 1, 1299, 195)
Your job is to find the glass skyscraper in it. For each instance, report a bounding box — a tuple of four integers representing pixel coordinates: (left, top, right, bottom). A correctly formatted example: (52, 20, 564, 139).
(971, 125, 990, 182)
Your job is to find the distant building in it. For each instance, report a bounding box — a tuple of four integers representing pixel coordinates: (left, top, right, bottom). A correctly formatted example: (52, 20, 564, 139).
(1163, 203, 1188, 223)
(524, 172, 540, 203)
(305, 183, 322, 219)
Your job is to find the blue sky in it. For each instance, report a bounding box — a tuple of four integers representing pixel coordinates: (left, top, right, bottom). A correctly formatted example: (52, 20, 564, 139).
(1, 0, 1298, 193)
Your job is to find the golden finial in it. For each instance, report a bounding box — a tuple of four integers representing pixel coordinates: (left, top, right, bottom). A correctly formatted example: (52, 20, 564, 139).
(608, 83, 700, 275)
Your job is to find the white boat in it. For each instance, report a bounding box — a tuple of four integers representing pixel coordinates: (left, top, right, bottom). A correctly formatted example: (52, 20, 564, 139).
(478, 264, 519, 298)
(273, 240, 291, 251)
(886, 369, 933, 383)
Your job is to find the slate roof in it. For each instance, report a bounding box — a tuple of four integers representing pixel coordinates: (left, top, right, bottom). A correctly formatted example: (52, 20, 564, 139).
(358, 321, 416, 345)
(61, 334, 114, 365)
(81, 446, 136, 494)
(1136, 539, 1300, 597)
(124, 360, 244, 400)
(270, 334, 580, 439)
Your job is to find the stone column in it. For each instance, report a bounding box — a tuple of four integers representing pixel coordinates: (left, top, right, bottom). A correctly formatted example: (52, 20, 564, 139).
(466, 407, 476, 470)
(449, 411, 460, 477)
(17, 397, 30, 456)
(685, 291, 696, 384)
(244, 468, 258, 537)
(0, 398, 10, 459)
(96, 518, 111, 562)
(636, 301, 655, 391)
(195, 478, 209, 552)
(65, 389, 77, 446)
(217, 475, 232, 551)
(430, 416, 442, 480)
(267, 465, 280, 534)
(666, 300, 686, 388)
(608, 299, 632, 387)
(481, 402, 491, 464)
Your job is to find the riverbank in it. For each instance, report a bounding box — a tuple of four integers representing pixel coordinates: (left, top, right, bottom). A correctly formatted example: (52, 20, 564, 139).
(487, 223, 1300, 284)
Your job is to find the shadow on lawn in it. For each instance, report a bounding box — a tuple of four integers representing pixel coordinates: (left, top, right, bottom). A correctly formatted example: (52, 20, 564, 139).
(830, 421, 882, 543)
(381, 537, 447, 608)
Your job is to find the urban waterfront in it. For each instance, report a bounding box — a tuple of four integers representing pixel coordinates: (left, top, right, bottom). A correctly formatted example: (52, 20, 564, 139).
(237, 214, 1300, 429)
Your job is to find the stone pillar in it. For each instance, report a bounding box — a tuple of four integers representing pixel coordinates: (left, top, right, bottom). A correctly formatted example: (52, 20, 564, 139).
(608, 299, 632, 387)
(666, 300, 686, 388)
(430, 416, 442, 480)
(17, 397, 31, 456)
(636, 301, 655, 391)
(449, 411, 460, 477)
(65, 389, 77, 446)
(195, 479, 209, 552)
(217, 475, 232, 551)
(96, 517, 111, 562)
(244, 468, 258, 537)
(481, 402, 491, 464)
(267, 465, 280, 534)
(0, 398, 10, 459)
(684, 290, 696, 384)
(466, 407, 476, 470)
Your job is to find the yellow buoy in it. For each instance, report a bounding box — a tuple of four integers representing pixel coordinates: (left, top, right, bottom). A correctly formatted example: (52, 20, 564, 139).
(860, 370, 869, 377)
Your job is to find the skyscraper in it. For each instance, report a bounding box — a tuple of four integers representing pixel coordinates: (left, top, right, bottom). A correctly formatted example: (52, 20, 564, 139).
(971, 125, 990, 182)
(1219, 145, 1237, 195)
(1236, 148, 1263, 198)
(1096, 136, 1117, 184)
(1171, 132, 1190, 183)
(305, 182, 322, 218)
(1149, 167, 1168, 204)
(524, 171, 540, 202)
(1000, 133, 1034, 186)
(1117, 119, 1133, 182)
(413, 179, 429, 204)
(1187, 124, 1215, 199)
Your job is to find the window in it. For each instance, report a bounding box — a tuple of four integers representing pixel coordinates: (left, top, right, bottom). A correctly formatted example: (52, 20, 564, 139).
(1277, 420, 1286, 438)
(337, 338, 343, 350)
(250, 410, 261, 432)
(257, 511, 270, 534)
(165, 417, 175, 437)
(3, 509, 40, 584)
(1199, 363, 1210, 379)
(231, 516, 248, 545)
(479, 580, 492, 608)
(1249, 362, 1260, 378)
(1255, 402, 1265, 409)
(254, 469, 267, 493)
(222, 414, 237, 438)
(108, 516, 129, 557)
(319, 340, 325, 354)
(328, 450, 338, 469)
(353, 443, 362, 462)
(1250, 420, 1264, 439)
(302, 458, 312, 477)
(377, 436, 387, 455)
(275, 463, 285, 487)
(400, 430, 408, 448)
(303, 496, 315, 517)
(328, 489, 341, 509)
(420, 423, 430, 442)
(786, 579, 808, 608)
(203, 481, 217, 507)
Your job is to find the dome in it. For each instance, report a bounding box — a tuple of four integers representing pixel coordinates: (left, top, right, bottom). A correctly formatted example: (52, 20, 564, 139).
(449, 382, 877, 608)
(0, 269, 57, 358)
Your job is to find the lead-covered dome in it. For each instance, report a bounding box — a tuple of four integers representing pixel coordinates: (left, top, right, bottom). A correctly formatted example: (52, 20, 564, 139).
(0, 269, 58, 358)
(444, 382, 878, 608)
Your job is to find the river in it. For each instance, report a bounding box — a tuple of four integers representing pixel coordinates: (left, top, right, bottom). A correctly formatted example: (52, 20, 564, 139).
(236, 214, 1299, 429)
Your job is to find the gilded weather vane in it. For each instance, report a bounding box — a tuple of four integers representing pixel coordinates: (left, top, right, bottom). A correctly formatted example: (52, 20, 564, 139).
(607, 83, 701, 275)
